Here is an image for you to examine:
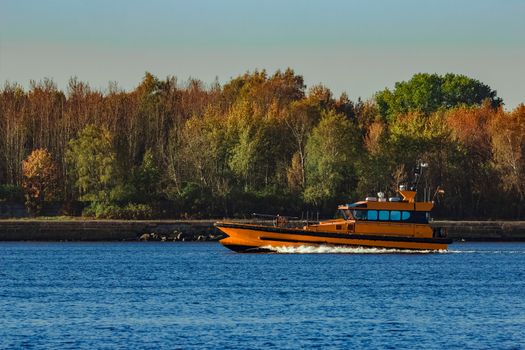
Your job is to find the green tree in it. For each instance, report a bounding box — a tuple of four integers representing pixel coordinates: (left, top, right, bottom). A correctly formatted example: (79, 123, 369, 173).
(66, 125, 117, 202)
(283, 99, 324, 192)
(178, 108, 233, 215)
(182, 109, 230, 190)
(376, 73, 502, 120)
(377, 110, 471, 216)
(226, 101, 280, 192)
(385, 112, 457, 182)
(304, 111, 360, 209)
(112, 148, 162, 203)
(133, 149, 161, 202)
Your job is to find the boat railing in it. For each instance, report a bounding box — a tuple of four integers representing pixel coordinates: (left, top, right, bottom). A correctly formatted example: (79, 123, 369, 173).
(231, 218, 307, 229)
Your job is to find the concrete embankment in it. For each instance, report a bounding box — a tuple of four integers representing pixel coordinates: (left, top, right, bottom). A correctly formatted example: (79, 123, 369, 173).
(0, 219, 524, 242)
(0, 220, 221, 242)
(435, 221, 525, 241)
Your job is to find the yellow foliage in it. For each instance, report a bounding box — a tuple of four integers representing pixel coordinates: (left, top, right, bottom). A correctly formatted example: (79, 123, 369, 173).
(21, 148, 58, 214)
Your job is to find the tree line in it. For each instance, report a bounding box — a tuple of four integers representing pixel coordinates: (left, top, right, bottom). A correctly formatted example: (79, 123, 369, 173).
(0, 70, 523, 219)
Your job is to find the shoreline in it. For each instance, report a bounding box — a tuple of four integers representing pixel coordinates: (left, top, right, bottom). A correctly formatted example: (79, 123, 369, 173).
(0, 219, 524, 242)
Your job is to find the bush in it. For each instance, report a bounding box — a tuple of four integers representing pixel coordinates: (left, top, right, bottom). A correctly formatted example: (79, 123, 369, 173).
(228, 187, 303, 218)
(0, 184, 24, 202)
(82, 202, 154, 219)
(177, 183, 214, 218)
(121, 203, 154, 220)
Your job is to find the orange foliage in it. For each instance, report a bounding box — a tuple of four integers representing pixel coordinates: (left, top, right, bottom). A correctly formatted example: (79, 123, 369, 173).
(489, 104, 525, 197)
(445, 102, 500, 159)
(22, 148, 58, 215)
(364, 121, 384, 155)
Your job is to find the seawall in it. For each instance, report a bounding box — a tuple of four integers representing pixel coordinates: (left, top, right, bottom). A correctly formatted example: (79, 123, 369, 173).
(435, 220, 525, 241)
(0, 219, 524, 242)
(0, 220, 221, 242)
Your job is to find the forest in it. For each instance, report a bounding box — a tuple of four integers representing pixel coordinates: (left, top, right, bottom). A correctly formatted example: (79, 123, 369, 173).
(0, 70, 524, 219)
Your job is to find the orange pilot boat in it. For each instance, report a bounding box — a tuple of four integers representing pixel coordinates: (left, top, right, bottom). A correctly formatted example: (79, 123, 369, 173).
(216, 169, 451, 252)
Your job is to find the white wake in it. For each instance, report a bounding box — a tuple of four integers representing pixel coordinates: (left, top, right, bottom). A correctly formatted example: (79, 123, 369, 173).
(262, 245, 447, 254)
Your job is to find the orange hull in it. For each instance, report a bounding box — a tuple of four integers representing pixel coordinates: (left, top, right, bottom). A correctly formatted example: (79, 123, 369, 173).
(216, 222, 451, 253)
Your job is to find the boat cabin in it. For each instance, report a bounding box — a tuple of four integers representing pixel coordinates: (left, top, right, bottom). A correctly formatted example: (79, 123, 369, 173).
(303, 189, 436, 238)
(338, 189, 433, 224)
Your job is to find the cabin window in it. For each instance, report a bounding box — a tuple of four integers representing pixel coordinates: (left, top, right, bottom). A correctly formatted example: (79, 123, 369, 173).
(379, 210, 389, 220)
(352, 209, 423, 222)
(353, 210, 367, 220)
(351, 209, 427, 223)
(391, 211, 401, 221)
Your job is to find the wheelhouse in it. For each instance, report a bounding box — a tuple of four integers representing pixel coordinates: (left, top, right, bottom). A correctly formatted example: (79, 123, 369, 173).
(338, 189, 433, 224)
(339, 208, 430, 224)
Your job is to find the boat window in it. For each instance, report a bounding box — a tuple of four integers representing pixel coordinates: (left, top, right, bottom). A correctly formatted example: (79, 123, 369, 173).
(367, 210, 378, 220)
(401, 211, 410, 220)
(391, 211, 401, 221)
(353, 210, 368, 220)
(379, 210, 389, 220)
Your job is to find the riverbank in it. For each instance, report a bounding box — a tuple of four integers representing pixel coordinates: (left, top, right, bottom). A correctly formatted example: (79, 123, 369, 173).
(438, 220, 525, 241)
(0, 219, 221, 241)
(0, 219, 524, 242)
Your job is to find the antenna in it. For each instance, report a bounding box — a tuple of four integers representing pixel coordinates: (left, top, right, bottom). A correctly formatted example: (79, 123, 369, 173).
(412, 161, 428, 191)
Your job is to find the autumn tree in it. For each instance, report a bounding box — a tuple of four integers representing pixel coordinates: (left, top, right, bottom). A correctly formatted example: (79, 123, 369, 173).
(1, 70, 523, 219)
(222, 69, 305, 114)
(21, 148, 58, 215)
(356, 120, 391, 196)
(444, 103, 500, 217)
(1, 83, 30, 185)
(490, 105, 525, 216)
(283, 87, 335, 193)
(306, 84, 335, 111)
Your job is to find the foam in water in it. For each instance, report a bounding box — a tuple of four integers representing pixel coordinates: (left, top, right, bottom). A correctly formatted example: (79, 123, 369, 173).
(262, 245, 447, 254)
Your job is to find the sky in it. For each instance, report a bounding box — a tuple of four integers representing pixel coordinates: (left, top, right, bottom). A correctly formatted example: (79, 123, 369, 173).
(1, 0, 524, 108)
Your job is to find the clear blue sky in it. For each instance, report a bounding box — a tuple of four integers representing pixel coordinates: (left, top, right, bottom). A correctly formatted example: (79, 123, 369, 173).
(1, 0, 524, 107)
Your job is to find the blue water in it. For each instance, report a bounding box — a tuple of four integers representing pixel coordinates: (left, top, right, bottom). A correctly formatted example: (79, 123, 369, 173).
(1, 242, 524, 349)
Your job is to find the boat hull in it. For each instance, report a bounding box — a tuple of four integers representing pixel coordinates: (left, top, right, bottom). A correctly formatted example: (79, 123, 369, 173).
(216, 222, 452, 253)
